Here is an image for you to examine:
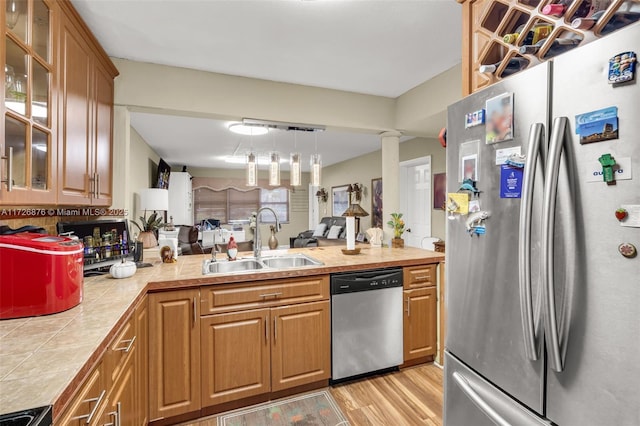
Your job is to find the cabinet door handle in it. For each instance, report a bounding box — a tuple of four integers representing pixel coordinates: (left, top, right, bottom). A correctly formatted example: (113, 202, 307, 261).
(71, 389, 106, 424)
(273, 316, 277, 342)
(259, 292, 283, 299)
(115, 335, 136, 353)
(1, 147, 13, 192)
(193, 297, 197, 326)
(95, 173, 100, 198)
(406, 296, 411, 317)
(265, 317, 269, 343)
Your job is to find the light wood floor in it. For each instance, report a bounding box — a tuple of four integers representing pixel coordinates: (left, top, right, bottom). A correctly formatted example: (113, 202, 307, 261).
(184, 363, 443, 426)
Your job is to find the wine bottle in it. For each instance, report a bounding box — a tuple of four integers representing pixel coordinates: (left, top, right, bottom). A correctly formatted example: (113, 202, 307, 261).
(600, 10, 640, 34)
(503, 24, 526, 44)
(571, 10, 606, 29)
(479, 57, 529, 77)
(521, 23, 554, 46)
(520, 37, 580, 56)
(542, 0, 571, 18)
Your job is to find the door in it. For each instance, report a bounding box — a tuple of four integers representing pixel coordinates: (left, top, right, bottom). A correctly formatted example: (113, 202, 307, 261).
(545, 24, 640, 426)
(105, 356, 136, 426)
(271, 301, 330, 392)
(58, 13, 92, 204)
(399, 156, 432, 247)
(445, 62, 550, 415)
(92, 62, 113, 206)
(149, 290, 200, 420)
(403, 287, 437, 362)
(201, 308, 271, 406)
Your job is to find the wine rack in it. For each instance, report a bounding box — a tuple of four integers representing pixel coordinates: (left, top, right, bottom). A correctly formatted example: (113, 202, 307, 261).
(460, 0, 640, 95)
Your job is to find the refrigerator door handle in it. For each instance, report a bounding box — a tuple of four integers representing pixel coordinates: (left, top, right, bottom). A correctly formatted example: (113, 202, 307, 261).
(519, 122, 544, 361)
(452, 372, 512, 426)
(542, 116, 570, 373)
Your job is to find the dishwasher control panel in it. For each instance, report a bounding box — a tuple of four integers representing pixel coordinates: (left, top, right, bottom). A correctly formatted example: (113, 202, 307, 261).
(330, 268, 403, 294)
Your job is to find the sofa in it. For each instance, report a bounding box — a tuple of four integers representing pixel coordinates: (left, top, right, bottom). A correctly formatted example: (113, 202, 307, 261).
(177, 225, 206, 255)
(292, 217, 348, 248)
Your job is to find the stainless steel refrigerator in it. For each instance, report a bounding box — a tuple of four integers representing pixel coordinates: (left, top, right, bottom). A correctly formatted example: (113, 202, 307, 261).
(444, 23, 640, 426)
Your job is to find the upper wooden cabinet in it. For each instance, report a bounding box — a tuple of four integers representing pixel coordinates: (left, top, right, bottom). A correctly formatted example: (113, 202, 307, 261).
(2, 0, 57, 204)
(1, 0, 117, 206)
(459, 0, 640, 95)
(56, 1, 116, 205)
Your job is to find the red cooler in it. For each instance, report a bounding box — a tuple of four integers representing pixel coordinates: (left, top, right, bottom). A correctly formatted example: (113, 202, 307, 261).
(0, 233, 84, 319)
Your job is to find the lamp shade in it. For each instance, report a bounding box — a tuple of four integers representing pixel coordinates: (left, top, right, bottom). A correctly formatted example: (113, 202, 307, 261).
(342, 203, 370, 217)
(139, 188, 169, 211)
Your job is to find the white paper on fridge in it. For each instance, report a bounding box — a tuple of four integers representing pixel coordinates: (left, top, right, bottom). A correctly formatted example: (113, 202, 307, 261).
(495, 146, 521, 165)
(584, 157, 632, 182)
(620, 205, 640, 228)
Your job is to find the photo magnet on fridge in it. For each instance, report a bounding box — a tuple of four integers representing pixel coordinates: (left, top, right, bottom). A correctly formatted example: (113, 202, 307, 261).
(486, 93, 514, 144)
(465, 109, 485, 128)
(608, 51, 636, 84)
(575, 107, 619, 144)
(500, 165, 523, 199)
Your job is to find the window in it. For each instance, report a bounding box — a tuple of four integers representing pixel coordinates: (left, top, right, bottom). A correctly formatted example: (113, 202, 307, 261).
(194, 187, 289, 225)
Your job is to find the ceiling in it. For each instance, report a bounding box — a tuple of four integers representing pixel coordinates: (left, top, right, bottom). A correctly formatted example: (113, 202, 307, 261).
(71, 0, 462, 98)
(72, 0, 462, 170)
(130, 112, 410, 170)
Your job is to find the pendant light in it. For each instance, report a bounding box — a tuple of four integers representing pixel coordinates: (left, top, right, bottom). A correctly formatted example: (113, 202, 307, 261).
(290, 131, 301, 187)
(269, 131, 281, 186)
(269, 152, 281, 186)
(310, 132, 322, 187)
(246, 152, 257, 187)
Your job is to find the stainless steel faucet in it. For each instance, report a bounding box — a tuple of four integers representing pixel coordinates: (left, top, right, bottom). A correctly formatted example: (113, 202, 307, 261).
(253, 207, 281, 258)
(210, 227, 222, 262)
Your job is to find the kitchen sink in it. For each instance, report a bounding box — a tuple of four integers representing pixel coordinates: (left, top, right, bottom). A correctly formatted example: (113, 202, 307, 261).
(202, 253, 322, 275)
(204, 259, 265, 274)
(261, 254, 323, 269)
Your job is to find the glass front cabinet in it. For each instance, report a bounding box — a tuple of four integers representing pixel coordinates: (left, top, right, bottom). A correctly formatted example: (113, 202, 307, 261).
(2, 0, 56, 204)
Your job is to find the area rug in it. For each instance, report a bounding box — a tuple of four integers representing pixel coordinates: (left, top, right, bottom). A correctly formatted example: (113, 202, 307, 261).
(217, 390, 350, 426)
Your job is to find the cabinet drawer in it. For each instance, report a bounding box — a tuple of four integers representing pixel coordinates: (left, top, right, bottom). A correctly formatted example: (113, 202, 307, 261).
(58, 362, 106, 426)
(404, 265, 437, 289)
(105, 312, 136, 386)
(201, 276, 330, 314)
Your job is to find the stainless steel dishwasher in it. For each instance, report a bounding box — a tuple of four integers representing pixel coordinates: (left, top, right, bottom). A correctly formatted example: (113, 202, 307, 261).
(330, 268, 404, 382)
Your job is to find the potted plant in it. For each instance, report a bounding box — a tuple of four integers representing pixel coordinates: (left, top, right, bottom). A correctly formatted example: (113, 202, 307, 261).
(387, 212, 406, 248)
(131, 212, 165, 248)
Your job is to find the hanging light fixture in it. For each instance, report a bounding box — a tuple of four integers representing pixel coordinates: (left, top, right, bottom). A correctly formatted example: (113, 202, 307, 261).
(269, 130, 281, 186)
(310, 132, 322, 187)
(290, 131, 301, 187)
(269, 152, 281, 186)
(246, 152, 257, 187)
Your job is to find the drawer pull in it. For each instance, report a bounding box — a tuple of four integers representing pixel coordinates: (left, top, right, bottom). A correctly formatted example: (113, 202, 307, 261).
(115, 335, 136, 353)
(413, 275, 430, 281)
(259, 292, 283, 298)
(72, 389, 106, 424)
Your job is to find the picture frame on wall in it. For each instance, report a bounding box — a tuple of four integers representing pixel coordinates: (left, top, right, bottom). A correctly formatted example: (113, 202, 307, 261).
(371, 177, 383, 227)
(433, 173, 447, 210)
(332, 185, 350, 216)
(156, 158, 171, 189)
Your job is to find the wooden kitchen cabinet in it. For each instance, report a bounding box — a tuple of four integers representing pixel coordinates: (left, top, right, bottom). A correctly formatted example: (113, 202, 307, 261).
(56, 4, 116, 206)
(57, 362, 107, 426)
(459, 0, 640, 95)
(201, 308, 271, 406)
(135, 296, 149, 426)
(403, 287, 437, 364)
(104, 350, 136, 426)
(271, 301, 331, 392)
(404, 264, 437, 290)
(149, 289, 201, 421)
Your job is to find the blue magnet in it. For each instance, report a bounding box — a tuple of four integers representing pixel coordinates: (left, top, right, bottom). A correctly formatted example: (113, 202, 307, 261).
(608, 51, 636, 84)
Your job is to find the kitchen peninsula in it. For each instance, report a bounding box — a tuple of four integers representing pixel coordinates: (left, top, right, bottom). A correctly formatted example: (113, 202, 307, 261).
(0, 246, 443, 424)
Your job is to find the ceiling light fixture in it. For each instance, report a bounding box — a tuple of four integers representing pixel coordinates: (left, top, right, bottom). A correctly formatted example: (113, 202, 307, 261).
(290, 132, 301, 187)
(310, 132, 322, 187)
(229, 123, 268, 136)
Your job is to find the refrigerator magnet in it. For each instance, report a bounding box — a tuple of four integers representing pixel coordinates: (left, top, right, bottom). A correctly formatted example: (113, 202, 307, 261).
(500, 165, 523, 198)
(447, 193, 469, 216)
(486, 93, 514, 144)
(465, 109, 485, 128)
(608, 52, 636, 84)
(575, 107, 619, 144)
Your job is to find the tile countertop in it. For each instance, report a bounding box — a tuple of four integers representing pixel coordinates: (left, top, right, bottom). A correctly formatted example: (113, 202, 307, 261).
(0, 246, 443, 417)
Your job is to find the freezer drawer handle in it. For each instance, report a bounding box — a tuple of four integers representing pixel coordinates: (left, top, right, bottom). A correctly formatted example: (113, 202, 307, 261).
(518, 122, 544, 361)
(542, 116, 572, 373)
(452, 372, 510, 426)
